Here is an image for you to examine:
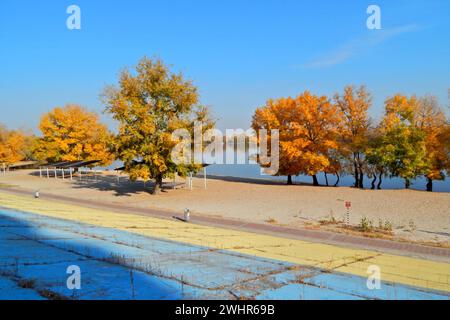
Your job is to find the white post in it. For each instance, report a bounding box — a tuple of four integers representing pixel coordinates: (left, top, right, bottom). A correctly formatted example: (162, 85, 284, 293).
(54, 168, 57, 179)
(189, 172, 193, 190)
(62, 168, 65, 180)
(204, 167, 207, 189)
(70, 168, 73, 181)
(39, 167, 42, 178)
(188, 172, 191, 190)
(116, 171, 120, 183)
(46, 167, 49, 178)
(79, 168, 82, 181)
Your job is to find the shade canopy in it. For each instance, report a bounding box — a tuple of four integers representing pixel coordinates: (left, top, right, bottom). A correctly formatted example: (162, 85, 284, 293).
(41, 160, 100, 169)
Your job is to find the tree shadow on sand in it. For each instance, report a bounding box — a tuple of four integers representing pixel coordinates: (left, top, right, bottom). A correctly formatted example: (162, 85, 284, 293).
(198, 174, 315, 187)
(28, 171, 179, 197)
(27, 170, 326, 198)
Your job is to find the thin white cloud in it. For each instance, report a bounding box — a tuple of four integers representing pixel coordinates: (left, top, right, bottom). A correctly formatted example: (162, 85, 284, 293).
(300, 24, 421, 69)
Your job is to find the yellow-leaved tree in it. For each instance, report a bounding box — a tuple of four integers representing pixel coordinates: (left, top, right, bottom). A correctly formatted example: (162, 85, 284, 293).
(33, 105, 114, 166)
(102, 57, 214, 194)
(374, 95, 429, 189)
(414, 95, 448, 191)
(334, 85, 372, 188)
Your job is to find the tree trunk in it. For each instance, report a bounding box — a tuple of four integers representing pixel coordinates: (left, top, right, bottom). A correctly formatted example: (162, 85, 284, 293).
(287, 175, 293, 185)
(353, 154, 359, 188)
(334, 173, 340, 187)
(371, 175, 377, 190)
(426, 178, 433, 192)
(356, 152, 364, 189)
(151, 175, 163, 195)
(312, 175, 319, 186)
(377, 172, 382, 189)
(358, 173, 364, 189)
(324, 173, 329, 186)
(405, 178, 410, 189)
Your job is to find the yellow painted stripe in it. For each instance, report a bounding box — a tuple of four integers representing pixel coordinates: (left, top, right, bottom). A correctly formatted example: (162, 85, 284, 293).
(0, 192, 449, 293)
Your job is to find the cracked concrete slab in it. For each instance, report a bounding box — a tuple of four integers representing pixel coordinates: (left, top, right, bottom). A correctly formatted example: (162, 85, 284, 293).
(0, 207, 448, 300)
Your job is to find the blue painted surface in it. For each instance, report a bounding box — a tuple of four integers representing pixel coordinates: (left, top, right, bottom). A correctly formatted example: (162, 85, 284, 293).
(257, 283, 364, 300)
(0, 207, 448, 300)
(0, 278, 45, 300)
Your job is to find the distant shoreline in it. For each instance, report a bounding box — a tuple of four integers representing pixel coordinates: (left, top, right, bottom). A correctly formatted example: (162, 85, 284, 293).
(202, 164, 450, 192)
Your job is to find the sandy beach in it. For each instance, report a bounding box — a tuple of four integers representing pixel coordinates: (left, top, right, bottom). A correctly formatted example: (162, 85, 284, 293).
(0, 169, 449, 244)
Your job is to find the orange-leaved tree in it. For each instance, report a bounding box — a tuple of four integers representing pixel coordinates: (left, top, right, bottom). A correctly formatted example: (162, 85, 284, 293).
(252, 97, 300, 184)
(252, 91, 341, 186)
(33, 105, 114, 166)
(444, 120, 450, 175)
(0, 124, 35, 165)
(287, 91, 341, 186)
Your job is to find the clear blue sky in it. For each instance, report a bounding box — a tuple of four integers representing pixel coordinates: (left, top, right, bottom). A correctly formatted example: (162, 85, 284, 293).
(1, 0, 449, 133)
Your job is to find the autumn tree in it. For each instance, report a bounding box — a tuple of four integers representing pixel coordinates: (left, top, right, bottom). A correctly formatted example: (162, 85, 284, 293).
(444, 121, 450, 175)
(375, 95, 429, 189)
(0, 124, 31, 165)
(34, 105, 114, 166)
(102, 57, 214, 194)
(252, 97, 300, 185)
(366, 127, 391, 190)
(334, 85, 372, 189)
(414, 95, 448, 191)
(324, 149, 343, 187)
(252, 91, 340, 186)
(291, 92, 341, 185)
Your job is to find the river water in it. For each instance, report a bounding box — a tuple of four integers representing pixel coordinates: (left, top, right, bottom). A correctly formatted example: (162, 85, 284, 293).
(102, 161, 449, 192)
(205, 164, 450, 193)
